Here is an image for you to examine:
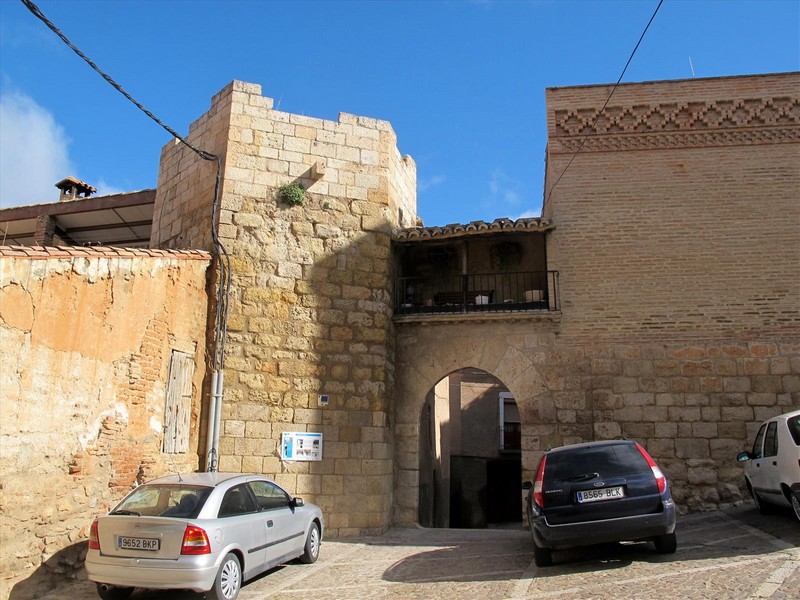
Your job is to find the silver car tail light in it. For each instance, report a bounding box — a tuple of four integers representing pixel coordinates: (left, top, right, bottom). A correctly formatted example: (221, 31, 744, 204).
(180, 525, 211, 555)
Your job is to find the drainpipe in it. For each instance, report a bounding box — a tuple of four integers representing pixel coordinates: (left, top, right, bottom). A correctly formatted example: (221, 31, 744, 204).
(212, 370, 224, 467)
(206, 370, 224, 471)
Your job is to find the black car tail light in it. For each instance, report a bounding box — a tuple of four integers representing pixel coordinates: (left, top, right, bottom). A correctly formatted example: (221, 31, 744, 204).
(533, 455, 547, 508)
(635, 442, 667, 494)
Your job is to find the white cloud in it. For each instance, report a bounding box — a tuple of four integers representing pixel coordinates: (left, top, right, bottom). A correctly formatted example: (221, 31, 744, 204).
(94, 178, 127, 197)
(0, 90, 74, 208)
(486, 168, 523, 208)
(418, 174, 446, 193)
(512, 209, 541, 220)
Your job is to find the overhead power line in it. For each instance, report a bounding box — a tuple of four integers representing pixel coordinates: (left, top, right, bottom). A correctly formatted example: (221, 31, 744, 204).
(21, 0, 216, 162)
(20, 0, 233, 448)
(541, 0, 665, 217)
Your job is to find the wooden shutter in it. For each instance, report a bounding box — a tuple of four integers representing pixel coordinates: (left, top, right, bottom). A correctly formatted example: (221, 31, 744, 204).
(163, 350, 194, 453)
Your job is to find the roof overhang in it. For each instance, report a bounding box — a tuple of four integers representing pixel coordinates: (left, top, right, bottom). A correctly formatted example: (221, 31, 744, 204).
(0, 189, 156, 247)
(392, 217, 553, 243)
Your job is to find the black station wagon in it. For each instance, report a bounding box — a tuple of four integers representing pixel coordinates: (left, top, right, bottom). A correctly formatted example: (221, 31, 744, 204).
(524, 440, 677, 567)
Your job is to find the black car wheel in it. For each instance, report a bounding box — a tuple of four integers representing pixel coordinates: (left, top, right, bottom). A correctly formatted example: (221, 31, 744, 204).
(791, 492, 800, 522)
(210, 552, 242, 600)
(300, 522, 321, 564)
(95, 584, 133, 600)
(653, 532, 677, 554)
(533, 541, 553, 567)
(750, 485, 773, 515)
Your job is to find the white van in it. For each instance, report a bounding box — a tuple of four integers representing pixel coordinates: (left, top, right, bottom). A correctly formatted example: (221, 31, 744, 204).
(737, 409, 800, 521)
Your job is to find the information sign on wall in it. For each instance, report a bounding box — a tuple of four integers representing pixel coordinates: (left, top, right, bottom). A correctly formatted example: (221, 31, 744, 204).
(281, 432, 323, 461)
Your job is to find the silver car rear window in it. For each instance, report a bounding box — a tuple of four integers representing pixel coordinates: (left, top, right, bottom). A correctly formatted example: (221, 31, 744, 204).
(112, 484, 212, 518)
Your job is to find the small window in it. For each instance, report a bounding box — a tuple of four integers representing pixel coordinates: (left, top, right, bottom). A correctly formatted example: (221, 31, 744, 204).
(163, 350, 194, 453)
(249, 481, 291, 511)
(787, 415, 800, 446)
(218, 484, 258, 517)
(752, 424, 767, 459)
(763, 422, 779, 458)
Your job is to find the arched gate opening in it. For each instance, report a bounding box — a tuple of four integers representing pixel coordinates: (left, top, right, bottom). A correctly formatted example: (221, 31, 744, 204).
(418, 368, 522, 528)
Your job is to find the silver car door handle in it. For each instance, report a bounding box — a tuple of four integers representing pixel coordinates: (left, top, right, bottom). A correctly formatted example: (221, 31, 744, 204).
(267, 520, 273, 527)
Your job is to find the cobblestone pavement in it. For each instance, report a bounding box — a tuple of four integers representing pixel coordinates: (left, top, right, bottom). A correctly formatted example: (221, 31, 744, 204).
(36, 505, 799, 600)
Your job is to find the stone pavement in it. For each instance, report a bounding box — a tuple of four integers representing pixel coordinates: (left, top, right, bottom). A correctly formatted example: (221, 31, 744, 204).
(35, 505, 799, 600)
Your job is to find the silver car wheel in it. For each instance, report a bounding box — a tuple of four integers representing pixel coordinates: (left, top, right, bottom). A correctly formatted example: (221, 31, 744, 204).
(300, 522, 321, 564)
(309, 524, 320, 559)
(218, 554, 241, 599)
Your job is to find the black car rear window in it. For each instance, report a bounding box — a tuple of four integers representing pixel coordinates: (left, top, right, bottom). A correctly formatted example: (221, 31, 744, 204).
(544, 443, 650, 484)
(788, 415, 800, 446)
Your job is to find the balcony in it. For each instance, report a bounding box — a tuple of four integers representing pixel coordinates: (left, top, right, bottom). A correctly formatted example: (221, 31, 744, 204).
(395, 270, 559, 316)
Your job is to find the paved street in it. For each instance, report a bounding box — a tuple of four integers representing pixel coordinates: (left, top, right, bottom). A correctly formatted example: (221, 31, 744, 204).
(37, 505, 799, 600)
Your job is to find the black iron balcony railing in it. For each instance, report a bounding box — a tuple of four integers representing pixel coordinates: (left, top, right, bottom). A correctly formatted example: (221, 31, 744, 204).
(500, 423, 522, 451)
(395, 271, 559, 315)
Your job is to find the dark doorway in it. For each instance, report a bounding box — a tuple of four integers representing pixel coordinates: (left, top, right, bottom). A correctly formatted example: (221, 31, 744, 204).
(487, 458, 522, 524)
(418, 369, 523, 528)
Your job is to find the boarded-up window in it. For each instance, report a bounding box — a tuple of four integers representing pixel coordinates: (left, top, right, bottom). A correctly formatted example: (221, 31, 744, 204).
(163, 350, 194, 453)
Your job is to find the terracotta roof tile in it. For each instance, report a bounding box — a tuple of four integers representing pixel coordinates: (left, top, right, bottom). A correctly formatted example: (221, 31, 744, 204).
(0, 245, 211, 260)
(393, 217, 553, 242)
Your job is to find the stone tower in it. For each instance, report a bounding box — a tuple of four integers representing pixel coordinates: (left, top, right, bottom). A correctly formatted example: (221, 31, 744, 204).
(152, 81, 416, 535)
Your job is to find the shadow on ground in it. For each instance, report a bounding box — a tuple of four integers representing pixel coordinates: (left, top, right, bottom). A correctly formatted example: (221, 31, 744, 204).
(9, 542, 88, 600)
(380, 502, 799, 584)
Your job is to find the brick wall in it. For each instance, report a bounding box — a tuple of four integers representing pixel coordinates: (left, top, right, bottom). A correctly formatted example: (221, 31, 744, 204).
(0, 247, 210, 597)
(544, 72, 800, 342)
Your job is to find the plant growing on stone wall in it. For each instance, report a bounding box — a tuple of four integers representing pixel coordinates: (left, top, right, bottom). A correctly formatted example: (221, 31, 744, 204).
(279, 182, 306, 207)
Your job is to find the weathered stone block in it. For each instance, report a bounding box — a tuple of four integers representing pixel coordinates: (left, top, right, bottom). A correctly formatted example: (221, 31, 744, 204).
(675, 439, 710, 459)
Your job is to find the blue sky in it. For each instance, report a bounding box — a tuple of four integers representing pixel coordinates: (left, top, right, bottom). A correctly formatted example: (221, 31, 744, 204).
(1, 0, 798, 225)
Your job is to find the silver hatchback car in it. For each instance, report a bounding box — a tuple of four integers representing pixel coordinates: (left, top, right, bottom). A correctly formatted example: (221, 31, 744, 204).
(85, 473, 323, 600)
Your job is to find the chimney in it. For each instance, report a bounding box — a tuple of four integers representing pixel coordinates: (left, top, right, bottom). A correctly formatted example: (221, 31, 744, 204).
(55, 177, 96, 202)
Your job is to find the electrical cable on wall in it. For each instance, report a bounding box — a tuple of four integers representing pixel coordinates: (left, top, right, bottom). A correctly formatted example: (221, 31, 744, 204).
(541, 0, 664, 217)
(21, 0, 231, 471)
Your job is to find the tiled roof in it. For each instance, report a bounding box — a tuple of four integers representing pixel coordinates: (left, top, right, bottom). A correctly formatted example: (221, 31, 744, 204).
(393, 217, 553, 242)
(54, 176, 97, 194)
(0, 245, 211, 260)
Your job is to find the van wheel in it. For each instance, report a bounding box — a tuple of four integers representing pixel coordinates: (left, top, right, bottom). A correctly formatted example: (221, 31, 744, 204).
(533, 541, 552, 567)
(654, 532, 677, 554)
(209, 552, 241, 600)
(300, 522, 321, 564)
(751, 488, 773, 515)
(95, 584, 133, 600)
(791, 493, 800, 522)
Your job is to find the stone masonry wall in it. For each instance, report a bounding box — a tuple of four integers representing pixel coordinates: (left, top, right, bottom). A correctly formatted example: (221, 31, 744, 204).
(154, 81, 417, 537)
(0, 247, 210, 598)
(393, 319, 799, 525)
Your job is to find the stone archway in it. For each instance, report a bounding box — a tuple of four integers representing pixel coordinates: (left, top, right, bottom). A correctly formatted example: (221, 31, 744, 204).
(392, 320, 559, 527)
(418, 368, 526, 528)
